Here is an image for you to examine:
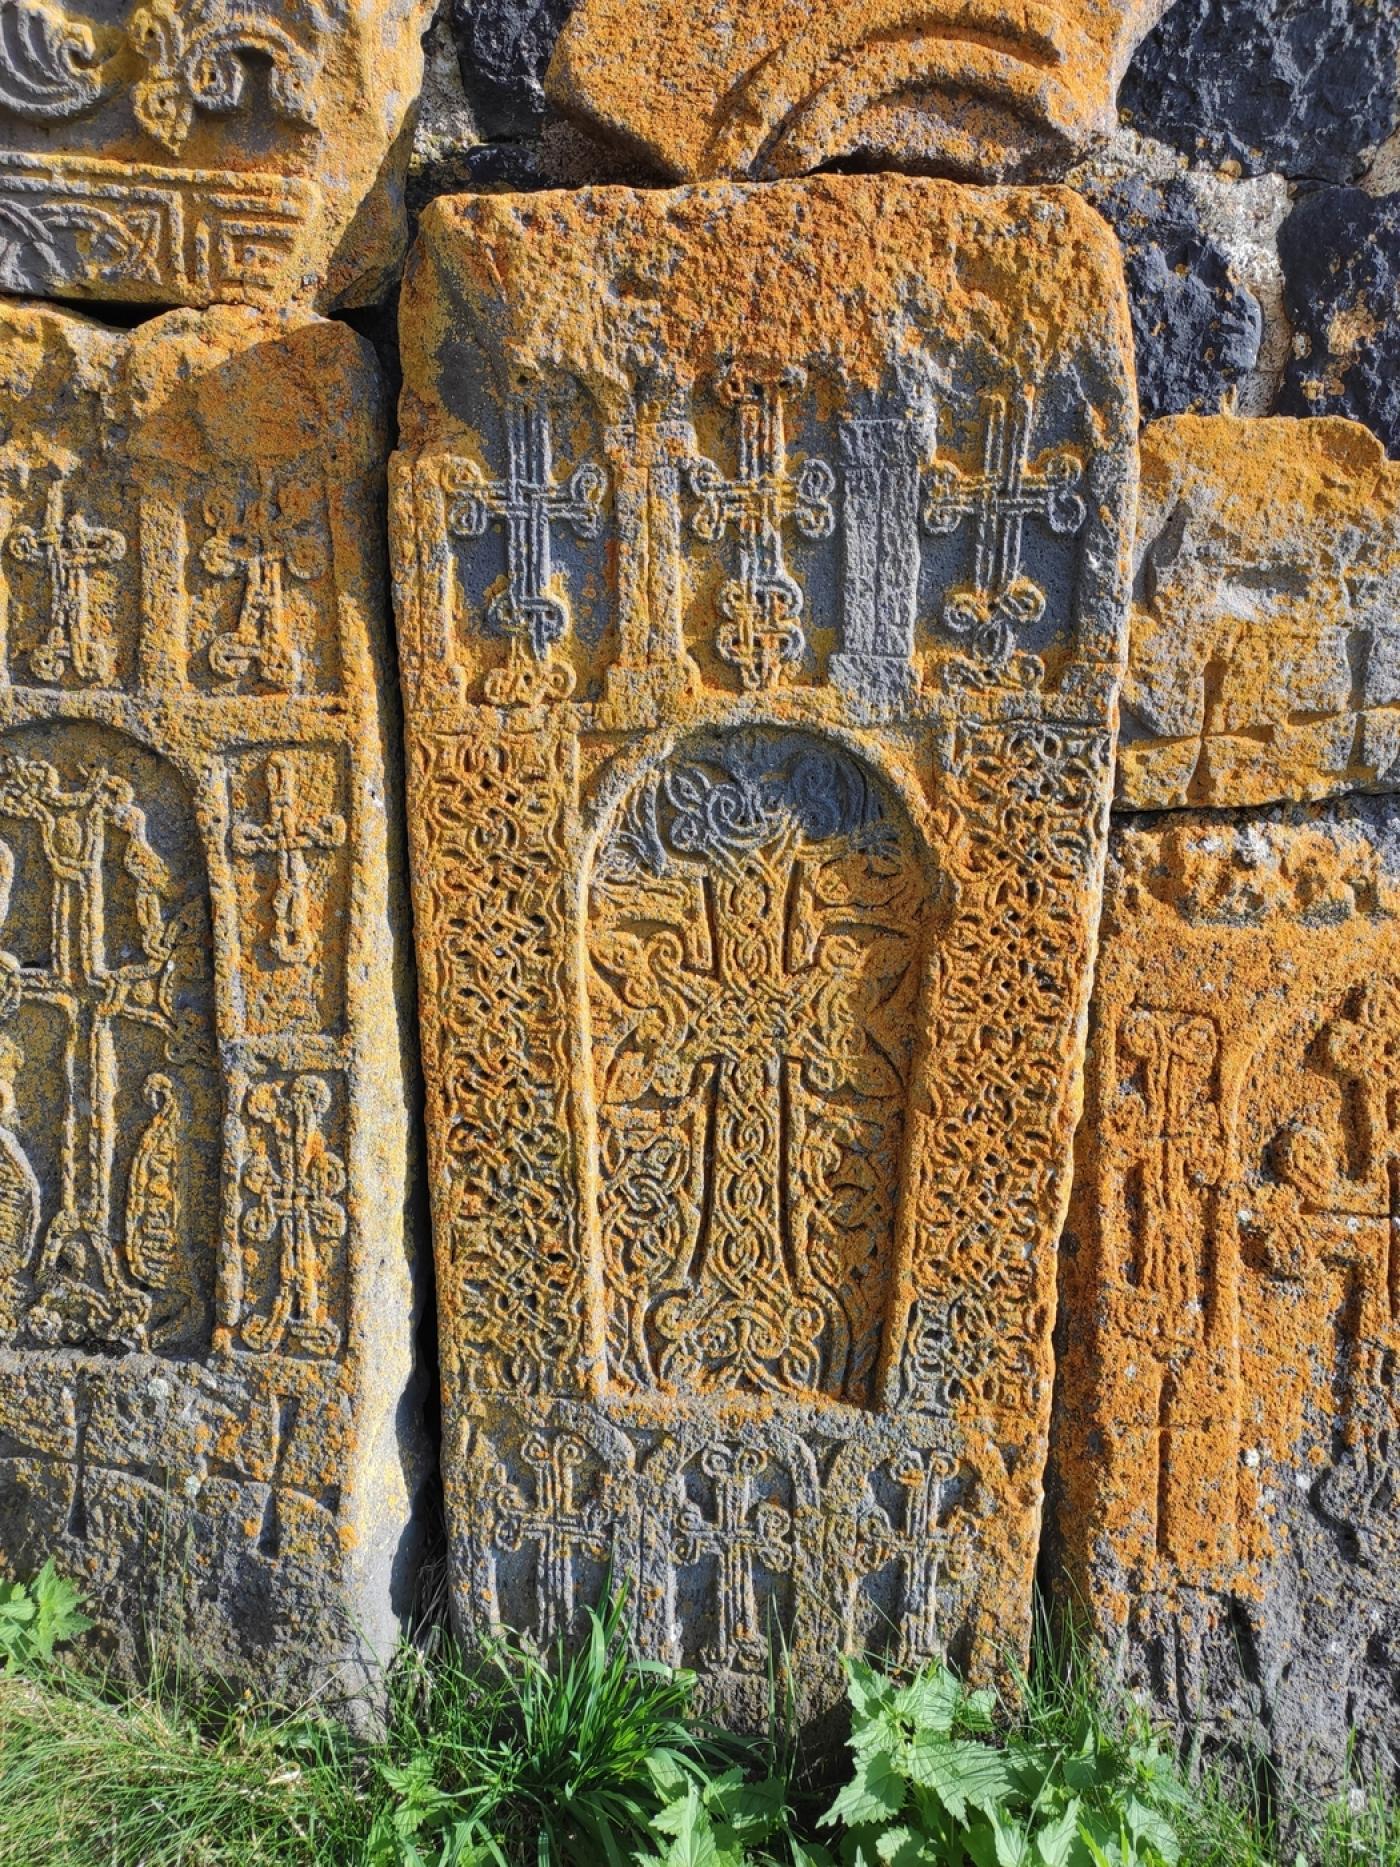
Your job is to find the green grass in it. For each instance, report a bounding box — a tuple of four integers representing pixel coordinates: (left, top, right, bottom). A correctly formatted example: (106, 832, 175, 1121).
(0, 1568, 1394, 1867)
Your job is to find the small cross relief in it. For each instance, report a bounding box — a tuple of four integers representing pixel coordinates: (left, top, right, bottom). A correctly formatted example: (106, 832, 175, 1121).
(239, 1075, 346, 1359)
(6, 481, 125, 686)
(203, 469, 327, 691)
(231, 751, 346, 969)
(689, 366, 835, 692)
(922, 390, 1085, 667)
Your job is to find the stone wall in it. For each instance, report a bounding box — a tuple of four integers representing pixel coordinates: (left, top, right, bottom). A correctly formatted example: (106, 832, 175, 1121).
(1, 0, 1398, 1805)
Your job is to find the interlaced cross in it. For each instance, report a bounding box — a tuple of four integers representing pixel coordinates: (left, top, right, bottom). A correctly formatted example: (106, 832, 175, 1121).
(921, 389, 1085, 666)
(444, 400, 605, 701)
(854, 1451, 960, 1664)
(496, 1432, 611, 1645)
(241, 1076, 346, 1358)
(231, 752, 346, 967)
(7, 481, 125, 686)
(689, 368, 835, 691)
(0, 757, 186, 1345)
(1113, 1008, 1225, 1315)
(203, 467, 327, 689)
(1323, 981, 1400, 1326)
(672, 1444, 793, 1673)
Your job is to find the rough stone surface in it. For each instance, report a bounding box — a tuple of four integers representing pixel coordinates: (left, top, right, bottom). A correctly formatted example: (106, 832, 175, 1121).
(1120, 0, 1400, 185)
(545, 0, 1171, 183)
(1118, 415, 1400, 810)
(1083, 173, 1263, 420)
(1276, 187, 1400, 458)
(392, 173, 1137, 1725)
(0, 0, 432, 312)
(452, 0, 577, 138)
(0, 301, 421, 1697)
(1050, 800, 1400, 1801)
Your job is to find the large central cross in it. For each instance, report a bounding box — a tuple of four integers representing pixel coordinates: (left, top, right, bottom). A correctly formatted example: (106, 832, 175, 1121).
(7, 482, 126, 686)
(232, 752, 346, 966)
(445, 399, 605, 693)
(672, 1444, 793, 1674)
(0, 757, 184, 1344)
(921, 389, 1085, 666)
(689, 368, 835, 692)
(495, 1431, 611, 1645)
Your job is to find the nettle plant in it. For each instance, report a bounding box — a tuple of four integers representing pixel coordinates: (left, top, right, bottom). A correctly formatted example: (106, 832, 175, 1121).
(820, 1657, 1185, 1867)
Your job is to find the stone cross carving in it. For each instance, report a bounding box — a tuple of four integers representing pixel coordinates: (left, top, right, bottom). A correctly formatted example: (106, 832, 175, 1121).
(688, 367, 835, 691)
(496, 1432, 611, 1644)
(1323, 982, 1400, 1325)
(0, 756, 188, 1347)
(1113, 1007, 1225, 1314)
(444, 399, 605, 705)
(854, 1452, 957, 1663)
(255, 1392, 301, 1560)
(240, 1076, 346, 1358)
(7, 481, 125, 685)
(203, 469, 327, 690)
(232, 752, 346, 967)
(672, 1445, 793, 1673)
(921, 390, 1085, 666)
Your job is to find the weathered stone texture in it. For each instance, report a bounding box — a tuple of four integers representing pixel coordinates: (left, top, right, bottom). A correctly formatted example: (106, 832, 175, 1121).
(452, 0, 577, 138)
(0, 302, 420, 1694)
(1118, 415, 1400, 810)
(0, 0, 432, 311)
(546, 0, 1170, 182)
(1051, 802, 1400, 1799)
(1277, 187, 1400, 459)
(1083, 175, 1263, 421)
(392, 173, 1137, 1723)
(1120, 0, 1400, 185)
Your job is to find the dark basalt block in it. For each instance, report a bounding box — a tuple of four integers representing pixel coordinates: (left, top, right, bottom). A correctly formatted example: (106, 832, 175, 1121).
(451, 0, 580, 139)
(1121, 0, 1400, 185)
(1277, 186, 1400, 458)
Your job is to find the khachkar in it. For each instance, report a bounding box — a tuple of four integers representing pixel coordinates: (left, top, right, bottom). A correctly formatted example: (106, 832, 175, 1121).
(0, 0, 429, 310)
(392, 175, 1137, 1721)
(0, 301, 419, 1694)
(1051, 804, 1400, 1798)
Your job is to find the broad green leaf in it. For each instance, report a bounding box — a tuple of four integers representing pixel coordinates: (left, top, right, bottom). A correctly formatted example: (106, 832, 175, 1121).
(1033, 1800, 1081, 1867)
(827, 1744, 907, 1826)
(904, 1734, 1015, 1821)
(893, 1667, 963, 1737)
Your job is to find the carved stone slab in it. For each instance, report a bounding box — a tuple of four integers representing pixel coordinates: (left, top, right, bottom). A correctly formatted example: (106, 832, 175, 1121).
(1051, 804, 1400, 1798)
(546, 0, 1170, 184)
(1120, 416, 1400, 810)
(393, 175, 1136, 1721)
(0, 0, 430, 310)
(0, 302, 419, 1695)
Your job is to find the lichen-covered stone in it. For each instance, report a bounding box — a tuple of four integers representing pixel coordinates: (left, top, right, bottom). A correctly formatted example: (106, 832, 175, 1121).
(392, 173, 1137, 1725)
(1118, 415, 1400, 810)
(545, 0, 1170, 183)
(0, 301, 421, 1697)
(1084, 174, 1262, 420)
(0, 0, 432, 311)
(1276, 187, 1400, 458)
(1120, 0, 1400, 185)
(1051, 801, 1400, 1800)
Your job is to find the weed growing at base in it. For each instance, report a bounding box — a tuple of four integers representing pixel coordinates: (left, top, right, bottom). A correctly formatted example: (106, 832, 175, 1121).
(0, 1567, 1394, 1867)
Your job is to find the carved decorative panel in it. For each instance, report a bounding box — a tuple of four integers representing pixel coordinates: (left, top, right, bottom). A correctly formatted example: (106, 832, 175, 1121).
(1052, 804, 1400, 1795)
(0, 301, 418, 1695)
(393, 174, 1136, 1722)
(0, 0, 430, 310)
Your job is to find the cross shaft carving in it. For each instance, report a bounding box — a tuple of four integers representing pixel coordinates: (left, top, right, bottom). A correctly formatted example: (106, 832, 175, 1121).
(672, 1445, 793, 1674)
(689, 368, 835, 692)
(241, 1075, 346, 1358)
(922, 390, 1085, 666)
(7, 481, 125, 685)
(496, 1432, 611, 1645)
(203, 468, 327, 690)
(232, 752, 345, 967)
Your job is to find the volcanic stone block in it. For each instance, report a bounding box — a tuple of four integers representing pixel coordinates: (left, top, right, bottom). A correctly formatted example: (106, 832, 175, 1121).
(1277, 188, 1400, 460)
(1051, 803, 1400, 1799)
(0, 301, 419, 1696)
(392, 174, 1137, 1724)
(0, 0, 431, 311)
(1121, 0, 1400, 186)
(545, 0, 1170, 183)
(451, 0, 577, 139)
(1118, 415, 1400, 810)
